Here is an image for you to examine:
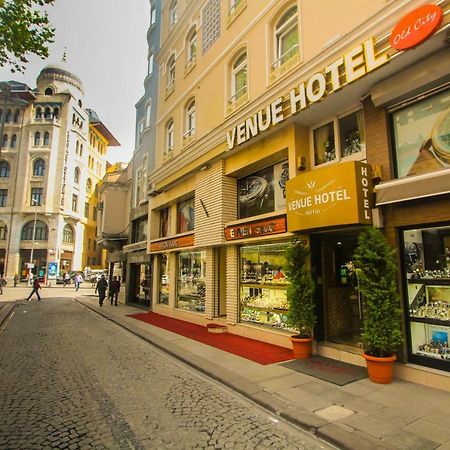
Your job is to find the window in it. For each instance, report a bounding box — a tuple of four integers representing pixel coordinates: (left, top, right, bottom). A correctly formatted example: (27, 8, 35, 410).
(132, 217, 148, 243)
(186, 27, 197, 66)
(165, 119, 174, 158)
(79, 143, 83, 157)
(34, 132, 41, 146)
(0, 160, 10, 177)
(273, 5, 299, 68)
(137, 121, 144, 146)
(31, 187, 43, 205)
(86, 178, 92, 195)
(72, 194, 78, 212)
(13, 109, 19, 123)
(160, 207, 170, 238)
(238, 161, 289, 219)
(84, 202, 89, 218)
(10, 134, 17, 148)
(177, 197, 195, 233)
(145, 102, 152, 128)
(93, 206, 97, 221)
(44, 107, 52, 119)
(0, 223, 6, 240)
(5, 109, 11, 122)
(184, 99, 196, 138)
(392, 89, 450, 178)
(167, 55, 176, 90)
(43, 131, 50, 146)
(0, 189, 7, 207)
(312, 110, 365, 166)
(169, 0, 177, 26)
(74, 167, 80, 184)
(63, 224, 73, 243)
(230, 51, 247, 103)
(150, 3, 156, 25)
(33, 158, 45, 176)
(148, 53, 154, 75)
(2, 134, 7, 147)
(45, 87, 53, 95)
(53, 107, 59, 119)
(21, 220, 48, 240)
(35, 107, 43, 119)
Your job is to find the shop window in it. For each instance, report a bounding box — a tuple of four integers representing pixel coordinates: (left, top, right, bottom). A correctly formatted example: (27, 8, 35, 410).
(63, 224, 74, 243)
(391, 89, 450, 178)
(402, 225, 450, 370)
(313, 110, 365, 166)
(31, 187, 43, 205)
(238, 160, 289, 219)
(21, 220, 48, 240)
(240, 243, 291, 329)
(137, 263, 152, 306)
(177, 251, 206, 312)
(160, 207, 170, 238)
(177, 197, 194, 233)
(0, 189, 7, 207)
(159, 253, 170, 305)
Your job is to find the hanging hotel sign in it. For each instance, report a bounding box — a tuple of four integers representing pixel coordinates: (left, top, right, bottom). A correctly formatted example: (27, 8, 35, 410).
(225, 216, 287, 241)
(390, 4, 443, 50)
(226, 38, 389, 150)
(286, 161, 373, 232)
(149, 234, 194, 252)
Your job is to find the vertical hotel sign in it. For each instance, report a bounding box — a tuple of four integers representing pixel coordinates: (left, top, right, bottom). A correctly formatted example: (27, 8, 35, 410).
(286, 161, 373, 232)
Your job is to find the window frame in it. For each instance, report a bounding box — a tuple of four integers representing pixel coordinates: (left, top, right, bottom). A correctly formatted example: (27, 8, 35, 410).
(31, 187, 43, 206)
(230, 51, 248, 104)
(0, 189, 7, 207)
(169, 0, 177, 26)
(0, 160, 10, 177)
(273, 5, 299, 69)
(184, 99, 196, 138)
(33, 158, 45, 177)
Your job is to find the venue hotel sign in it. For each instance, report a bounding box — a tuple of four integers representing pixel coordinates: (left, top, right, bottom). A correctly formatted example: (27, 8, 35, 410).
(285, 161, 373, 232)
(226, 38, 389, 150)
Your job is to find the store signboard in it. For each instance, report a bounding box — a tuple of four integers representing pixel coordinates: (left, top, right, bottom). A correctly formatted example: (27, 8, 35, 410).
(390, 4, 443, 50)
(286, 161, 373, 232)
(47, 262, 58, 279)
(225, 216, 286, 241)
(149, 234, 194, 252)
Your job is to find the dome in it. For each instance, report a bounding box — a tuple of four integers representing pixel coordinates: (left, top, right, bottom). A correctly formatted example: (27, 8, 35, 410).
(37, 61, 84, 94)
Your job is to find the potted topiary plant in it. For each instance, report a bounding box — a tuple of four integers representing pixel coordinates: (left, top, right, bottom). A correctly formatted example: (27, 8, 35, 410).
(354, 226, 402, 383)
(284, 236, 316, 359)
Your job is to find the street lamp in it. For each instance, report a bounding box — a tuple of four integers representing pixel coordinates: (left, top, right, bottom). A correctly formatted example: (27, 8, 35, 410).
(28, 197, 39, 285)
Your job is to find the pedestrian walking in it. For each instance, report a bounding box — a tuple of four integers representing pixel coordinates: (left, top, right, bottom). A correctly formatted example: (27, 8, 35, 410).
(108, 276, 121, 306)
(13, 273, 19, 287)
(95, 275, 108, 307)
(27, 277, 41, 301)
(74, 273, 82, 291)
(63, 272, 70, 287)
(0, 274, 6, 294)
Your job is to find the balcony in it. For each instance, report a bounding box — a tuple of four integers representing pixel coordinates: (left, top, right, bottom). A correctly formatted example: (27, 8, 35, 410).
(227, 86, 248, 115)
(182, 128, 196, 147)
(270, 45, 300, 83)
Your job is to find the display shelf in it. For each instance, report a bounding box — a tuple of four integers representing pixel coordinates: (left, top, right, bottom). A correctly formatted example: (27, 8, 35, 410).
(241, 282, 289, 290)
(410, 317, 450, 326)
(416, 350, 450, 360)
(242, 305, 288, 313)
(408, 278, 450, 286)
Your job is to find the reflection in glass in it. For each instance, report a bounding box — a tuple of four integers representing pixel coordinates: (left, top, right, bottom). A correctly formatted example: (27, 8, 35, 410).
(177, 251, 206, 312)
(313, 122, 335, 165)
(177, 198, 194, 233)
(159, 254, 169, 305)
(339, 110, 365, 157)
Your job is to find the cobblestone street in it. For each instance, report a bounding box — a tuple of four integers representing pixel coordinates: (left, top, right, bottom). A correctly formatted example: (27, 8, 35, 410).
(0, 298, 331, 449)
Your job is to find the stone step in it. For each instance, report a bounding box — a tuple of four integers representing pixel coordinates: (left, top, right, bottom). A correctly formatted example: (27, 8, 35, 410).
(206, 323, 228, 334)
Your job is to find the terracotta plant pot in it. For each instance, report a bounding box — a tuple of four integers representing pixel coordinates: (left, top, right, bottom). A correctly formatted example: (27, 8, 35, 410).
(363, 353, 396, 384)
(290, 336, 313, 359)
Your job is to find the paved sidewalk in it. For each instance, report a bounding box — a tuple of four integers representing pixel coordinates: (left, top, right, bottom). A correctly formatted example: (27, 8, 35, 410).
(71, 297, 450, 450)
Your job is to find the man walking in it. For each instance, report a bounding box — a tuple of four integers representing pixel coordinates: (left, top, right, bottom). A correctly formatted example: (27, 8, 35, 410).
(27, 277, 41, 301)
(74, 273, 82, 291)
(109, 276, 121, 306)
(96, 275, 108, 307)
(0, 274, 6, 294)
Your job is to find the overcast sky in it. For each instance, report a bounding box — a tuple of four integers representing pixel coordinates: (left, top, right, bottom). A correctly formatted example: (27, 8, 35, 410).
(0, 0, 150, 164)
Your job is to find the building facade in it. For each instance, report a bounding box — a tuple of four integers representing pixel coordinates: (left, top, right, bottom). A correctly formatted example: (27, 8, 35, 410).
(143, 0, 450, 388)
(0, 62, 118, 282)
(124, 0, 162, 307)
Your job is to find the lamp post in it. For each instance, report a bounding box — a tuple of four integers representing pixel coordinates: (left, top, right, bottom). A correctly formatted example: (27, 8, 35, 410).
(28, 197, 39, 285)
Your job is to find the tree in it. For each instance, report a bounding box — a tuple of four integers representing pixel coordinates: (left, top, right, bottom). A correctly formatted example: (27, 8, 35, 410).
(0, 0, 55, 73)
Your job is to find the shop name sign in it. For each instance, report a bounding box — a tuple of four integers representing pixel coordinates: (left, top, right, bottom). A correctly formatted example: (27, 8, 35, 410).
(286, 161, 373, 232)
(149, 234, 194, 252)
(226, 38, 388, 151)
(390, 4, 442, 50)
(225, 216, 286, 241)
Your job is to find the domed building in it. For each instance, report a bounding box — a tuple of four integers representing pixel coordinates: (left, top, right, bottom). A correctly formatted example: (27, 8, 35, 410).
(0, 60, 119, 283)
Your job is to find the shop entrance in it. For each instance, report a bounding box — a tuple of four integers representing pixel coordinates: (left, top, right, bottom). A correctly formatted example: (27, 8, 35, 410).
(319, 233, 363, 347)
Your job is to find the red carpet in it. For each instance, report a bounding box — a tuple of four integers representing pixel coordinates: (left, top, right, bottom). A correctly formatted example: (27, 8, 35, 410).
(128, 312, 294, 365)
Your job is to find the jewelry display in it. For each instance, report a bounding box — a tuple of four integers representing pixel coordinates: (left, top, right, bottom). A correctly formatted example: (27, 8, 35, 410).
(410, 301, 450, 322)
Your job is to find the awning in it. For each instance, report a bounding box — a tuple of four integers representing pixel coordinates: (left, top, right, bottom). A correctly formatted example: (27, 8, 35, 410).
(375, 168, 450, 206)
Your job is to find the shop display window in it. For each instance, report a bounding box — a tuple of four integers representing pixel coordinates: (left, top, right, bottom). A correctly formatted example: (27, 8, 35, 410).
(160, 207, 170, 238)
(392, 88, 450, 178)
(238, 161, 288, 219)
(403, 226, 450, 368)
(240, 242, 293, 330)
(138, 263, 152, 304)
(177, 198, 194, 233)
(159, 253, 169, 305)
(177, 251, 206, 312)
